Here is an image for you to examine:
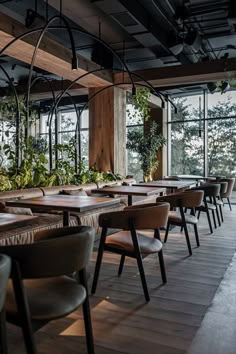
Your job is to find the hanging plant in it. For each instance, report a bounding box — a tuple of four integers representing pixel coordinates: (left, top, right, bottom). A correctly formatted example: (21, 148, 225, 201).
(127, 87, 151, 124)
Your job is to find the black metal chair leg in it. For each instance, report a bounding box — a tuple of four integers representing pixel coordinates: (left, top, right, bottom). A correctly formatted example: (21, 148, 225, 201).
(136, 253, 150, 302)
(0, 310, 8, 354)
(183, 223, 192, 256)
(118, 255, 125, 276)
(164, 221, 170, 243)
(194, 224, 200, 247)
(12, 263, 37, 354)
(206, 207, 213, 233)
(219, 204, 224, 222)
(214, 198, 221, 226)
(212, 209, 217, 228)
(91, 228, 106, 294)
(158, 250, 167, 283)
(197, 210, 201, 219)
(79, 269, 95, 354)
(227, 197, 232, 211)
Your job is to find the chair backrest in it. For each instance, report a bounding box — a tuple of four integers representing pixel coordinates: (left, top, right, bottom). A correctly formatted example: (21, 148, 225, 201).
(156, 190, 203, 208)
(202, 180, 228, 195)
(219, 178, 235, 197)
(191, 183, 220, 197)
(218, 181, 228, 195)
(99, 202, 170, 230)
(0, 254, 11, 310)
(0, 226, 95, 279)
(163, 176, 180, 181)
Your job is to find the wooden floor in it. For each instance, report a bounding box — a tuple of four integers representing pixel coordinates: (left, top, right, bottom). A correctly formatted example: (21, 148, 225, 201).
(7, 206, 236, 354)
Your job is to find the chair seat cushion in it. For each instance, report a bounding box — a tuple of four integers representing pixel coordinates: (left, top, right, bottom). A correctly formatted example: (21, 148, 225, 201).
(168, 211, 198, 225)
(105, 230, 162, 254)
(216, 200, 224, 206)
(206, 202, 216, 210)
(6, 276, 86, 322)
(197, 203, 216, 211)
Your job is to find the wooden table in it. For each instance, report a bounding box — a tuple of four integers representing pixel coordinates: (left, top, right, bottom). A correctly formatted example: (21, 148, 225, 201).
(6, 195, 120, 226)
(132, 180, 194, 193)
(0, 213, 37, 231)
(91, 185, 166, 205)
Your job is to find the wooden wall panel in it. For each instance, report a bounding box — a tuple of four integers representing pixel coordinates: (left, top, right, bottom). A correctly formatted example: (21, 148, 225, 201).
(147, 107, 168, 180)
(89, 87, 126, 174)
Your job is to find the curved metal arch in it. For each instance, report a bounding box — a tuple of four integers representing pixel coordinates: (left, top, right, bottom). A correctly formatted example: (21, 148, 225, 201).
(48, 67, 167, 126)
(26, 15, 78, 137)
(0, 23, 136, 104)
(73, 81, 164, 136)
(0, 65, 21, 169)
(30, 75, 57, 171)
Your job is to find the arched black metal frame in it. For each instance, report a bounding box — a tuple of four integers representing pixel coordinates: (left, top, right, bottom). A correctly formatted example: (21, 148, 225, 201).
(0, 14, 174, 171)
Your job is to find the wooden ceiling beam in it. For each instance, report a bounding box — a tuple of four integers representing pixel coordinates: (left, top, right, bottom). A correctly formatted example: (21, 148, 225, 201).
(0, 12, 113, 87)
(114, 58, 236, 88)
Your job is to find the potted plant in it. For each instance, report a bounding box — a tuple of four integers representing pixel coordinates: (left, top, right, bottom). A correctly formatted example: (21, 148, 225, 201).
(126, 88, 166, 181)
(126, 120, 166, 181)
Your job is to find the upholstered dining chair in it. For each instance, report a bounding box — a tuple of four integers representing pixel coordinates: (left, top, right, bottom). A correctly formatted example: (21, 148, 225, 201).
(207, 181, 228, 223)
(219, 177, 235, 211)
(191, 183, 221, 233)
(156, 190, 204, 256)
(0, 254, 11, 354)
(0, 226, 95, 354)
(91, 202, 170, 302)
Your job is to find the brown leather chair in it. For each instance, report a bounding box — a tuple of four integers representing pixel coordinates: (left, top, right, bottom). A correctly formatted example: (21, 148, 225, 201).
(0, 226, 95, 354)
(192, 184, 221, 233)
(202, 181, 228, 223)
(91, 202, 170, 302)
(219, 178, 235, 211)
(156, 191, 204, 256)
(0, 254, 11, 354)
(215, 181, 228, 222)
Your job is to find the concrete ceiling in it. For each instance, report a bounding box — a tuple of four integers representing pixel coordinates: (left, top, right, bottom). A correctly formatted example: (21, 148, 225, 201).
(0, 0, 235, 97)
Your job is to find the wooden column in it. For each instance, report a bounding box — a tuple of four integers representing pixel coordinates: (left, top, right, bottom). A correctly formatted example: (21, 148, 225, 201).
(147, 107, 168, 180)
(89, 86, 126, 174)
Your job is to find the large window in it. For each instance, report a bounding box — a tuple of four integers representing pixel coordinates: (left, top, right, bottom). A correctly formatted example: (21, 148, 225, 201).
(170, 94, 204, 175)
(168, 90, 236, 179)
(126, 101, 143, 182)
(39, 108, 89, 167)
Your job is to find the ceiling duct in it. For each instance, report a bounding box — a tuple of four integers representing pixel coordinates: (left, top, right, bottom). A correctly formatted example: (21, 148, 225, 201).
(92, 0, 191, 66)
(184, 30, 202, 53)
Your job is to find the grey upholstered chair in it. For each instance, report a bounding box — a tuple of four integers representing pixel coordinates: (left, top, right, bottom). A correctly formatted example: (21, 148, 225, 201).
(156, 190, 204, 256)
(0, 254, 11, 354)
(219, 178, 235, 210)
(91, 202, 170, 302)
(0, 226, 95, 354)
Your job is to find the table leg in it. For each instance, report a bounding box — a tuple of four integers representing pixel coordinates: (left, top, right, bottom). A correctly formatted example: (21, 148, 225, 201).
(128, 195, 132, 206)
(63, 211, 70, 226)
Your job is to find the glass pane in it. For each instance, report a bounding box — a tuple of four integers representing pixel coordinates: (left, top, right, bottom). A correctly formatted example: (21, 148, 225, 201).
(81, 130, 89, 167)
(81, 109, 89, 129)
(171, 94, 204, 122)
(207, 117, 236, 177)
(61, 111, 76, 131)
(126, 126, 144, 182)
(126, 103, 143, 125)
(208, 91, 236, 117)
(170, 121, 204, 175)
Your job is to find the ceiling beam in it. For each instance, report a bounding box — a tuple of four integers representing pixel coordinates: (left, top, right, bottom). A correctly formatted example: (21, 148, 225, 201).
(0, 12, 113, 87)
(114, 58, 236, 88)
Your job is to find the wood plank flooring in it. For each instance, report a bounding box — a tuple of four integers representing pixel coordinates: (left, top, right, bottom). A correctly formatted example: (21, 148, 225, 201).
(7, 206, 236, 354)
